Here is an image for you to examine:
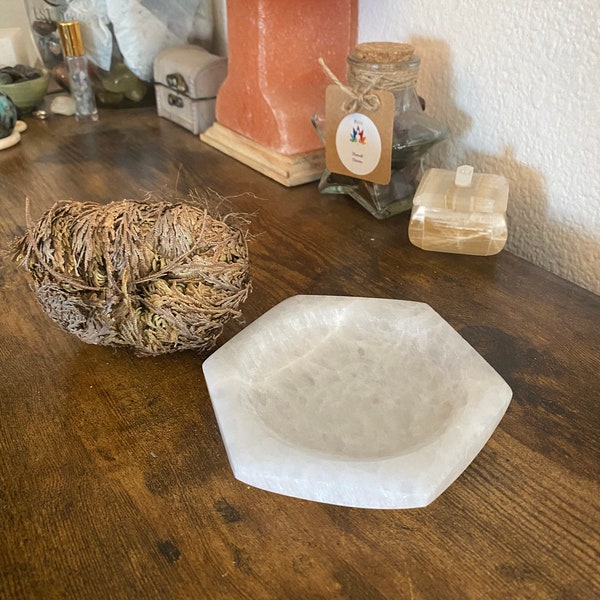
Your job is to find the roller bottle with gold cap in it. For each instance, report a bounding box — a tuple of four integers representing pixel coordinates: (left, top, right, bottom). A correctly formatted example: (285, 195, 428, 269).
(57, 21, 98, 122)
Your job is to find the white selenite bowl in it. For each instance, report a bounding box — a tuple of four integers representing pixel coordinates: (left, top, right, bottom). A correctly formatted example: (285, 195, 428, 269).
(202, 295, 512, 509)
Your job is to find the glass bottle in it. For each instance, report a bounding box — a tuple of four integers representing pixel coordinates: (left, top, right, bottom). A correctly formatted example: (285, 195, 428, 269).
(25, 0, 68, 72)
(57, 21, 98, 122)
(313, 42, 448, 219)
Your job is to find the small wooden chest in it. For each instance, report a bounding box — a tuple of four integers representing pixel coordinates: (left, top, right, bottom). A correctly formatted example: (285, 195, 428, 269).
(154, 44, 227, 135)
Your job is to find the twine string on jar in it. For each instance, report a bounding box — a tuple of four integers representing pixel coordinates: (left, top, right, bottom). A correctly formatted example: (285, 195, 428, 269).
(318, 57, 381, 114)
(318, 44, 418, 114)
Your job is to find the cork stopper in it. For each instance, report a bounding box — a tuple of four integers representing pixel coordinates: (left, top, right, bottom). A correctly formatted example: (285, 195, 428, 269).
(351, 42, 415, 64)
(58, 21, 85, 57)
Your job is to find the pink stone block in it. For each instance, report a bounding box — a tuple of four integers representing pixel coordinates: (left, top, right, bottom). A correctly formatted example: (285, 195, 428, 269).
(216, 0, 358, 156)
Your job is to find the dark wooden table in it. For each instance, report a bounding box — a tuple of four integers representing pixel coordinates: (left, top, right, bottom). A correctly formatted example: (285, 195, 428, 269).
(0, 106, 598, 600)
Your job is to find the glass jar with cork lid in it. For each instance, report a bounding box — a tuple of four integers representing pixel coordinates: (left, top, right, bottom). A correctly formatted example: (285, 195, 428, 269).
(313, 42, 448, 219)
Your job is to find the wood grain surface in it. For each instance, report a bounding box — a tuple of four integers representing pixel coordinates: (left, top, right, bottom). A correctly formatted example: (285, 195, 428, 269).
(0, 107, 598, 600)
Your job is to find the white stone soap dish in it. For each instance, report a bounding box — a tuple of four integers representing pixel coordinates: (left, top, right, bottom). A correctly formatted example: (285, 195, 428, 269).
(202, 295, 512, 509)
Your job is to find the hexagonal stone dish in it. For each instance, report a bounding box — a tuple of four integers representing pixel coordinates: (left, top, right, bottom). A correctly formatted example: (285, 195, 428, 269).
(202, 295, 512, 508)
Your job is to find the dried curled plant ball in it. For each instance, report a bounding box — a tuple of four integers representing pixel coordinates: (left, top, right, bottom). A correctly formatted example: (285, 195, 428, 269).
(13, 193, 252, 356)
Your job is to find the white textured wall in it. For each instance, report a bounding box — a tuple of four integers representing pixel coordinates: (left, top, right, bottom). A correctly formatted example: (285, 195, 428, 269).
(360, 0, 600, 295)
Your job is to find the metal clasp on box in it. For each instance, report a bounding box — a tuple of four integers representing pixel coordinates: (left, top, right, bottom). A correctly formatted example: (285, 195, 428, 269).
(168, 93, 184, 108)
(166, 72, 188, 94)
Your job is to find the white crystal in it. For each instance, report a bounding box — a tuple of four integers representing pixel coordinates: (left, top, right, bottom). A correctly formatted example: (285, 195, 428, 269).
(50, 95, 76, 116)
(202, 295, 512, 509)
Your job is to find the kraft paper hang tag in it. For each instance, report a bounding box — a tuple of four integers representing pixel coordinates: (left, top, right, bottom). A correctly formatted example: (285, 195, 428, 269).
(324, 85, 394, 186)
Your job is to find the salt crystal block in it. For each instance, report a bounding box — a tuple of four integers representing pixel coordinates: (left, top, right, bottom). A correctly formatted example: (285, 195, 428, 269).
(216, 0, 357, 155)
(202, 295, 512, 509)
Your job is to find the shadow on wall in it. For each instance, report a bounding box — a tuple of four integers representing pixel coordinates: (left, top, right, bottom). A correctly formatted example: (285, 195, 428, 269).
(408, 38, 546, 272)
(408, 36, 471, 169)
(407, 35, 600, 295)
(468, 150, 599, 295)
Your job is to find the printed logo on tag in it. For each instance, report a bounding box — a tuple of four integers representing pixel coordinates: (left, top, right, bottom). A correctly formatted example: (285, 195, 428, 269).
(335, 113, 381, 176)
(325, 86, 394, 185)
